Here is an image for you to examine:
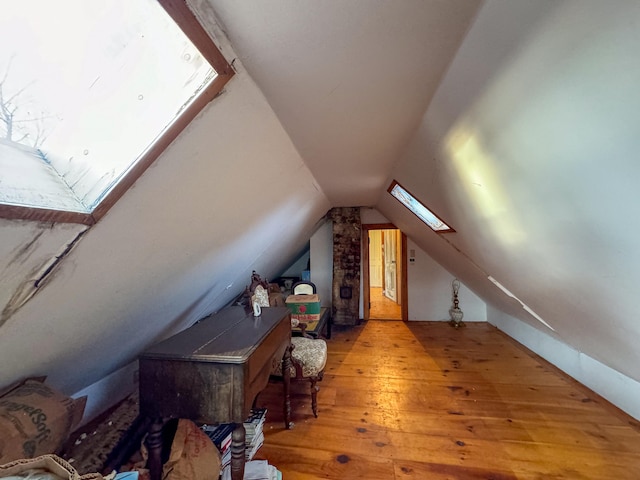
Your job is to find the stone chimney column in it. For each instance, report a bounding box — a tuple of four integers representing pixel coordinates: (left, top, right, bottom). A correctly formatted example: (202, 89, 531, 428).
(329, 207, 361, 326)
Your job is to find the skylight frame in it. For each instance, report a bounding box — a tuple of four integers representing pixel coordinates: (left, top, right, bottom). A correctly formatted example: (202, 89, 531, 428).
(0, 0, 235, 226)
(387, 180, 455, 233)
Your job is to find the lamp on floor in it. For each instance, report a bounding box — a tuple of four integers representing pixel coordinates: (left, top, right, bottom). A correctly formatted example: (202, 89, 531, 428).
(449, 278, 465, 328)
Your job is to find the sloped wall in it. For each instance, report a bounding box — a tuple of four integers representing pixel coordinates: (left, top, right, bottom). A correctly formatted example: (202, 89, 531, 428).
(378, 0, 640, 418)
(406, 240, 486, 323)
(309, 218, 333, 311)
(0, 55, 330, 422)
(490, 306, 640, 420)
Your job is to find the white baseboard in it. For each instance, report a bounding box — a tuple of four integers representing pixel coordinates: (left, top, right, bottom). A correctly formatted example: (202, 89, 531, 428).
(72, 362, 138, 427)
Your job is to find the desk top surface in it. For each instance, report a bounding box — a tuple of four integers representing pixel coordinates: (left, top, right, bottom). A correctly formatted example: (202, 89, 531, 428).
(140, 306, 290, 363)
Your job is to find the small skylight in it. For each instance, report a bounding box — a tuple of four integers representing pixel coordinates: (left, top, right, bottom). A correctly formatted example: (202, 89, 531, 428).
(388, 180, 454, 233)
(0, 0, 233, 224)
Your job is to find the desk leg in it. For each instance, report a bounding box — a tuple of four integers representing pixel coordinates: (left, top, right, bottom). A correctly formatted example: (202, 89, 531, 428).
(231, 423, 246, 480)
(146, 418, 164, 480)
(283, 343, 292, 429)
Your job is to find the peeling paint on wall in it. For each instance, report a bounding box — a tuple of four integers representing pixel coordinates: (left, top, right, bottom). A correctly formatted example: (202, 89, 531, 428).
(1, 268, 44, 326)
(0, 224, 89, 328)
(6, 229, 46, 268)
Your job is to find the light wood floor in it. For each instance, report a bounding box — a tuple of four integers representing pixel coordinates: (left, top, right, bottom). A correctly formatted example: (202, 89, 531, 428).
(369, 287, 402, 320)
(256, 320, 640, 479)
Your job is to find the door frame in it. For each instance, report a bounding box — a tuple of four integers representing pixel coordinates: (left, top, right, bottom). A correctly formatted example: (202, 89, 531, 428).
(362, 223, 408, 321)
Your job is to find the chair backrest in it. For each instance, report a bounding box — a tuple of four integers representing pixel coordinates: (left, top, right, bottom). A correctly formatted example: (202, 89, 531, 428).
(247, 271, 271, 308)
(249, 271, 269, 293)
(292, 281, 316, 295)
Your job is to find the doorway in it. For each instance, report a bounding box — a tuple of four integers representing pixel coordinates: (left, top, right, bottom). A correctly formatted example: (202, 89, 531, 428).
(362, 224, 408, 321)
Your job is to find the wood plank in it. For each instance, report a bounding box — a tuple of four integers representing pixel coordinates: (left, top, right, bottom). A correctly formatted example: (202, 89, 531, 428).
(256, 320, 640, 479)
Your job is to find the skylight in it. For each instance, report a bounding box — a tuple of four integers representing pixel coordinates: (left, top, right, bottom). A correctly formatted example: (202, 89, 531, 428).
(388, 180, 454, 233)
(0, 0, 233, 224)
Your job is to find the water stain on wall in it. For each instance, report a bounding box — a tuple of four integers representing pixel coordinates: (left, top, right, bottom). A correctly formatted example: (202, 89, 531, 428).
(0, 228, 88, 328)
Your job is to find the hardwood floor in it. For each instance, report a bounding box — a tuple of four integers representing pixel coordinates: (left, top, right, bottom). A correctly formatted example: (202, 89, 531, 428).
(369, 287, 402, 320)
(256, 320, 640, 479)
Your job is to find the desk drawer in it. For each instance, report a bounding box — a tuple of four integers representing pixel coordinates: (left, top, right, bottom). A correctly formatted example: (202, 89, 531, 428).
(246, 315, 290, 401)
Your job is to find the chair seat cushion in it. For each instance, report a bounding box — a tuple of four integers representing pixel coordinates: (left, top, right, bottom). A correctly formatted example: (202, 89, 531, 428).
(272, 337, 327, 378)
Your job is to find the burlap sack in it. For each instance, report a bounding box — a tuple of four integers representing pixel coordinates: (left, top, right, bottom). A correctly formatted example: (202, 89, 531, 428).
(0, 454, 102, 479)
(0, 379, 86, 464)
(162, 420, 221, 480)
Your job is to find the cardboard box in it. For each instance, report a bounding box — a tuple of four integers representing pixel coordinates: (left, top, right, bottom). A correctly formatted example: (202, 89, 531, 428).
(286, 294, 321, 321)
(290, 312, 321, 322)
(0, 378, 86, 463)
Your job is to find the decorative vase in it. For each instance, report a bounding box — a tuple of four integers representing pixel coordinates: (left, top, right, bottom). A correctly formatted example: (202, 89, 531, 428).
(449, 278, 465, 328)
(449, 306, 464, 327)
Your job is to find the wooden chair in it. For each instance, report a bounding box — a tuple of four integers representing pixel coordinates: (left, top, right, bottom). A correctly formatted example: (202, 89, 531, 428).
(250, 272, 327, 417)
(246, 270, 286, 307)
(271, 326, 327, 418)
(292, 280, 316, 295)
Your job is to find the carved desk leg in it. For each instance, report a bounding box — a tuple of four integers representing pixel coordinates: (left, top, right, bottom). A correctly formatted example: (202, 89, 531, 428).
(283, 342, 293, 429)
(146, 418, 164, 480)
(230, 423, 246, 480)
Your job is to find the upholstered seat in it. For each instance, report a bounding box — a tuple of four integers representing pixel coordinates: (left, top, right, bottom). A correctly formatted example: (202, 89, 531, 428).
(271, 336, 327, 417)
(273, 336, 327, 378)
(248, 271, 327, 417)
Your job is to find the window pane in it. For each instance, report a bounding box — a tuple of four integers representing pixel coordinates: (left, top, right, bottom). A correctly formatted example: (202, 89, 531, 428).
(0, 0, 217, 211)
(389, 181, 454, 232)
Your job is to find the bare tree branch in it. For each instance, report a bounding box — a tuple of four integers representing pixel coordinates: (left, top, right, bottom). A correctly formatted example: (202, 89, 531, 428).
(0, 57, 54, 148)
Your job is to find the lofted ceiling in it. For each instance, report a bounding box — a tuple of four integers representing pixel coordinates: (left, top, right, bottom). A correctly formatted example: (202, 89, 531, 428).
(205, 0, 483, 206)
(1, 0, 639, 424)
(198, 0, 640, 417)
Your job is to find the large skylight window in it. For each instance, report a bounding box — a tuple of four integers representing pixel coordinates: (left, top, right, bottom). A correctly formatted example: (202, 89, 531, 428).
(388, 180, 455, 233)
(0, 0, 234, 224)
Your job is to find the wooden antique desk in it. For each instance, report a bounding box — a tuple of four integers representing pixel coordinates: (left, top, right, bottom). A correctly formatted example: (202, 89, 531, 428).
(138, 306, 292, 480)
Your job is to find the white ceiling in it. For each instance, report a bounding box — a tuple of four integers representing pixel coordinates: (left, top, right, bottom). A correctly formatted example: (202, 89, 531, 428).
(206, 0, 482, 206)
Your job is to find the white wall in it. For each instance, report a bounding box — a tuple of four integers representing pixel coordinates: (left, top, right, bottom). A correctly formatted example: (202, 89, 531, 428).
(360, 208, 486, 322)
(280, 249, 310, 279)
(0, 220, 87, 328)
(378, 0, 640, 419)
(4, 0, 639, 426)
(310, 218, 333, 309)
(489, 305, 640, 420)
(407, 238, 486, 322)
(360, 207, 389, 226)
(0, 33, 330, 422)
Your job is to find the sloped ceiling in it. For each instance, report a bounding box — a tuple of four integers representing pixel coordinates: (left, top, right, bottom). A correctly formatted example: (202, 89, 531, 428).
(0, 70, 331, 401)
(380, 0, 640, 384)
(1, 0, 639, 422)
(205, 0, 482, 206)
(205, 0, 640, 384)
